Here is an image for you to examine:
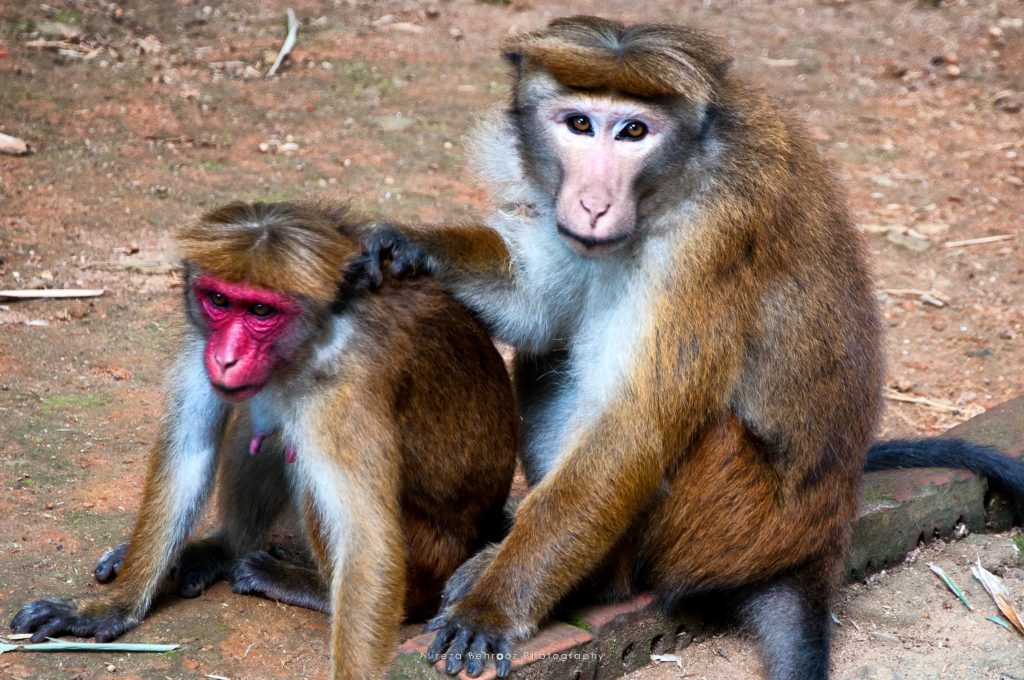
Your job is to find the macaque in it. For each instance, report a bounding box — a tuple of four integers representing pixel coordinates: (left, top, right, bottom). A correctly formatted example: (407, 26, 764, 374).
(360, 16, 1024, 679)
(10, 201, 519, 679)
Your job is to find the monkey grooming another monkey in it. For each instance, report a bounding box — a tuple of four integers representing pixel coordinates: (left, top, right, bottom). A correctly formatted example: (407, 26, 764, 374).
(10, 202, 519, 679)
(360, 16, 1024, 679)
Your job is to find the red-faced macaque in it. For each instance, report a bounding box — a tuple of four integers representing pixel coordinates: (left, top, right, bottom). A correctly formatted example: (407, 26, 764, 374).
(10, 202, 519, 679)
(360, 16, 1024, 679)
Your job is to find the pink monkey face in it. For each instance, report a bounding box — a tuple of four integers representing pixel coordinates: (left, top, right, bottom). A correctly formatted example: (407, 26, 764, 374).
(192, 274, 303, 402)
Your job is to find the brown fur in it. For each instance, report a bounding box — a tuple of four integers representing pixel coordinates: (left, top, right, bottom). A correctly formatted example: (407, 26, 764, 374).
(365, 16, 882, 679)
(178, 202, 356, 302)
(11, 202, 519, 680)
(504, 16, 729, 100)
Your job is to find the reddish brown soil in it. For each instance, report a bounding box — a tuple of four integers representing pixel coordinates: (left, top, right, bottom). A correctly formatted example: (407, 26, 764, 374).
(1, 1, 1021, 679)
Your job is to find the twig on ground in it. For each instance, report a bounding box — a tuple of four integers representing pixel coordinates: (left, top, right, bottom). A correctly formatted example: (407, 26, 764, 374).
(267, 9, 298, 78)
(944, 234, 1015, 248)
(883, 388, 964, 413)
(878, 288, 949, 307)
(0, 289, 105, 300)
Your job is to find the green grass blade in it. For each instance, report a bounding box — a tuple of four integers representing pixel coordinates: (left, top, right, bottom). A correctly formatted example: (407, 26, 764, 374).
(19, 639, 180, 653)
(928, 563, 973, 610)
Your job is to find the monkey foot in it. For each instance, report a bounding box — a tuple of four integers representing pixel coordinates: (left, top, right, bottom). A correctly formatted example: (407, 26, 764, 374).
(94, 543, 128, 583)
(231, 550, 329, 613)
(174, 539, 233, 598)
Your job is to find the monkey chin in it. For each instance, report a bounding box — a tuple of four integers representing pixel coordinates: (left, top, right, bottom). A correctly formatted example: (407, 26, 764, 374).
(556, 223, 632, 258)
(211, 382, 264, 403)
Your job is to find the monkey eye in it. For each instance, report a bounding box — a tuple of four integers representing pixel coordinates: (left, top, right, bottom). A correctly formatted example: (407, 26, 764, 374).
(208, 291, 229, 308)
(566, 115, 593, 135)
(617, 120, 648, 141)
(249, 303, 276, 318)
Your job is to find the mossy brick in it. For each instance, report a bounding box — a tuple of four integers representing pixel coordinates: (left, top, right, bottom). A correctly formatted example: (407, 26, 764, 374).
(576, 592, 703, 680)
(390, 632, 443, 680)
(389, 624, 596, 680)
(847, 467, 984, 580)
(943, 396, 1024, 529)
(847, 396, 1024, 580)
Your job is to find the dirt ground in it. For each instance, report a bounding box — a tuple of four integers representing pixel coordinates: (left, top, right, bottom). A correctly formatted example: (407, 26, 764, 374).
(0, 0, 1022, 679)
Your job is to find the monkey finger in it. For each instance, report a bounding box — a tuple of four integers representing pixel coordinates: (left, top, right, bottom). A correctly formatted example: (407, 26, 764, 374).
(494, 637, 513, 678)
(443, 625, 473, 675)
(463, 634, 490, 677)
(426, 621, 457, 662)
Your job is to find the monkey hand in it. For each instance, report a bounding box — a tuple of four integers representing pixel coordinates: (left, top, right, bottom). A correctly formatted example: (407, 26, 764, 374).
(425, 545, 521, 678)
(10, 596, 138, 643)
(356, 223, 430, 289)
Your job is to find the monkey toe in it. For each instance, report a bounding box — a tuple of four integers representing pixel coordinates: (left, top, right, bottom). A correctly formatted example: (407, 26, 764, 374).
(93, 543, 127, 583)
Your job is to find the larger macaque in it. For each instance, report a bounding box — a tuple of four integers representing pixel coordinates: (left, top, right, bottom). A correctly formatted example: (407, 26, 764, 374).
(362, 16, 1024, 679)
(11, 202, 519, 680)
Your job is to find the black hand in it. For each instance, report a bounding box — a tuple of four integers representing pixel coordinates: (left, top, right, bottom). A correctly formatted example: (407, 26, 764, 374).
(426, 613, 513, 678)
(357, 223, 429, 289)
(10, 598, 134, 643)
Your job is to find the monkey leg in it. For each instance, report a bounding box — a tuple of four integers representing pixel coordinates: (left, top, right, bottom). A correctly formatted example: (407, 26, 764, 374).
(642, 416, 854, 680)
(230, 549, 329, 614)
(173, 430, 293, 598)
(93, 424, 292, 599)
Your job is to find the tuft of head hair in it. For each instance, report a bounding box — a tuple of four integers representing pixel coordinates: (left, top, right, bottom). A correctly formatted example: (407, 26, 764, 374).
(177, 202, 358, 302)
(503, 15, 729, 101)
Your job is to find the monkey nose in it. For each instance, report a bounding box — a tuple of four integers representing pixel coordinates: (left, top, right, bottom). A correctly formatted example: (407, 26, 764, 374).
(580, 199, 610, 228)
(214, 352, 239, 372)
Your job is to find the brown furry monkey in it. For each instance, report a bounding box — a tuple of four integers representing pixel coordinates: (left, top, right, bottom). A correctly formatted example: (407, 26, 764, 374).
(11, 202, 519, 679)
(360, 16, 1024, 679)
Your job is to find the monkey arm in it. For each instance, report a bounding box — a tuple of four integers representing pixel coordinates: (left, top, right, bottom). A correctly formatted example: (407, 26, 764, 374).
(10, 339, 228, 642)
(362, 221, 568, 350)
(324, 493, 406, 679)
(362, 221, 513, 287)
(293, 413, 406, 680)
(425, 393, 666, 676)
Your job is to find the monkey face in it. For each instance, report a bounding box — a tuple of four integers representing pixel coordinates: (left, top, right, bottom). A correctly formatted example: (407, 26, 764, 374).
(531, 94, 670, 257)
(191, 273, 304, 402)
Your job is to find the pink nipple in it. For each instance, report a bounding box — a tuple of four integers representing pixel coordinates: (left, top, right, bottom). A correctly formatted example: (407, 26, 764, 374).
(249, 432, 266, 456)
(285, 444, 297, 464)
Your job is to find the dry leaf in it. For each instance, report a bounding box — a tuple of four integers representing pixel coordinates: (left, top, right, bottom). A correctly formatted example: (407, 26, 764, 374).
(971, 557, 1024, 636)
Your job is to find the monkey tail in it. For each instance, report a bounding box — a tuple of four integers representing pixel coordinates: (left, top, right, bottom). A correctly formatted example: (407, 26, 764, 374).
(866, 438, 1024, 498)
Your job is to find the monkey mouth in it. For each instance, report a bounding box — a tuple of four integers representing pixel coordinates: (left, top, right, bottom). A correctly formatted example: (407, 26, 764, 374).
(556, 224, 631, 257)
(212, 382, 263, 402)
